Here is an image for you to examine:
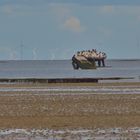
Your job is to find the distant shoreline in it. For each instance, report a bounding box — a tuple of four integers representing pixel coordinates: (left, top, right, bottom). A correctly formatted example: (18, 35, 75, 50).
(0, 77, 134, 83)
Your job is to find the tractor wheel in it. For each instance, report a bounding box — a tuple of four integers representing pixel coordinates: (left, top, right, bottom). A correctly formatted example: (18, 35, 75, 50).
(72, 61, 79, 69)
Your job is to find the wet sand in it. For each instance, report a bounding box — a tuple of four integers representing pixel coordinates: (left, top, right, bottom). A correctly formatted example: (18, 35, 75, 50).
(0, 82, 140, 139)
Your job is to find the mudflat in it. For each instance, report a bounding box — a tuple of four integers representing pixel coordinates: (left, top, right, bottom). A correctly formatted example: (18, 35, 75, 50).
(0, 82, 140, 129)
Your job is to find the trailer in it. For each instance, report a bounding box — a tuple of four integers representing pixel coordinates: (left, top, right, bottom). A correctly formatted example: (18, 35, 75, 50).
(72, 49, 107, 69)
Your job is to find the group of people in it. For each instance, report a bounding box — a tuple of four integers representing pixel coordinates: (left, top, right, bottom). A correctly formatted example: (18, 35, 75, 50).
(76, 49, 107, 60)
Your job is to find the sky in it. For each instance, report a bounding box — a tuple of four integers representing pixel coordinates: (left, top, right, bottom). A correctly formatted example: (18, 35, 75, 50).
(0, 0, 140, 60)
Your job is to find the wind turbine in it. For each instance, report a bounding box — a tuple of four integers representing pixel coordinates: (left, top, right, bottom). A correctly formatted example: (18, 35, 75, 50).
(20, 41, 24, 60)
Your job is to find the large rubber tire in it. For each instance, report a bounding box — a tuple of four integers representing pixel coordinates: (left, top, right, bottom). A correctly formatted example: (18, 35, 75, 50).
(72, 61, 79, 69)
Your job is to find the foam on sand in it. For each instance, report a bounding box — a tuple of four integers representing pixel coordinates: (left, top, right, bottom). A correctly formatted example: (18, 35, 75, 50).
(0, 128, 140, 139)
(0, 86, 140, 95)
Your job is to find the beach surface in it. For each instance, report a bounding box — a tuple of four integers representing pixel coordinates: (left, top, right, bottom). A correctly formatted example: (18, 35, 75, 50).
(0, 82, 140, 139)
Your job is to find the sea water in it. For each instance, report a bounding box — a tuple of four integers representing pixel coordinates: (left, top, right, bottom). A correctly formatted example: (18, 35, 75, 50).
(0, 59, 140, 82)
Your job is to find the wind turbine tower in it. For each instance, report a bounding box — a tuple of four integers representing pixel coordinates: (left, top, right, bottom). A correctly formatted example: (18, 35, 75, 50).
(20, 41, 24, 60)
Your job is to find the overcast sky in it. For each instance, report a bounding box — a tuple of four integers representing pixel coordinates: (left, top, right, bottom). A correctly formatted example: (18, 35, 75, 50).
(1, 0, 140, 60)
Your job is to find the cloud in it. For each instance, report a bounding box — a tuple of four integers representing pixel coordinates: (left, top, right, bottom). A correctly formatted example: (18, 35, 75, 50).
(98, 5, 140, 21)
(1, 0, 140, 7)
(44, 0, 140, 6)
(0, 2, 45, 16)
(63, 16, 86, 32)
(120, 6, 140, 15)
(0, 4, 30, 16)
(1, 4, 15, 14)
(26, 0, 140, 6)
(99, 5, 132, 16)
(99, 5, 114, 14)
(48, 3, 86, 33)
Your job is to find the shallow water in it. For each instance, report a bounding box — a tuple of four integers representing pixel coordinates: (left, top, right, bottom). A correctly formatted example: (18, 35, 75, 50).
(0, 60, 140, 82)
(0, 86, 140, 94)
